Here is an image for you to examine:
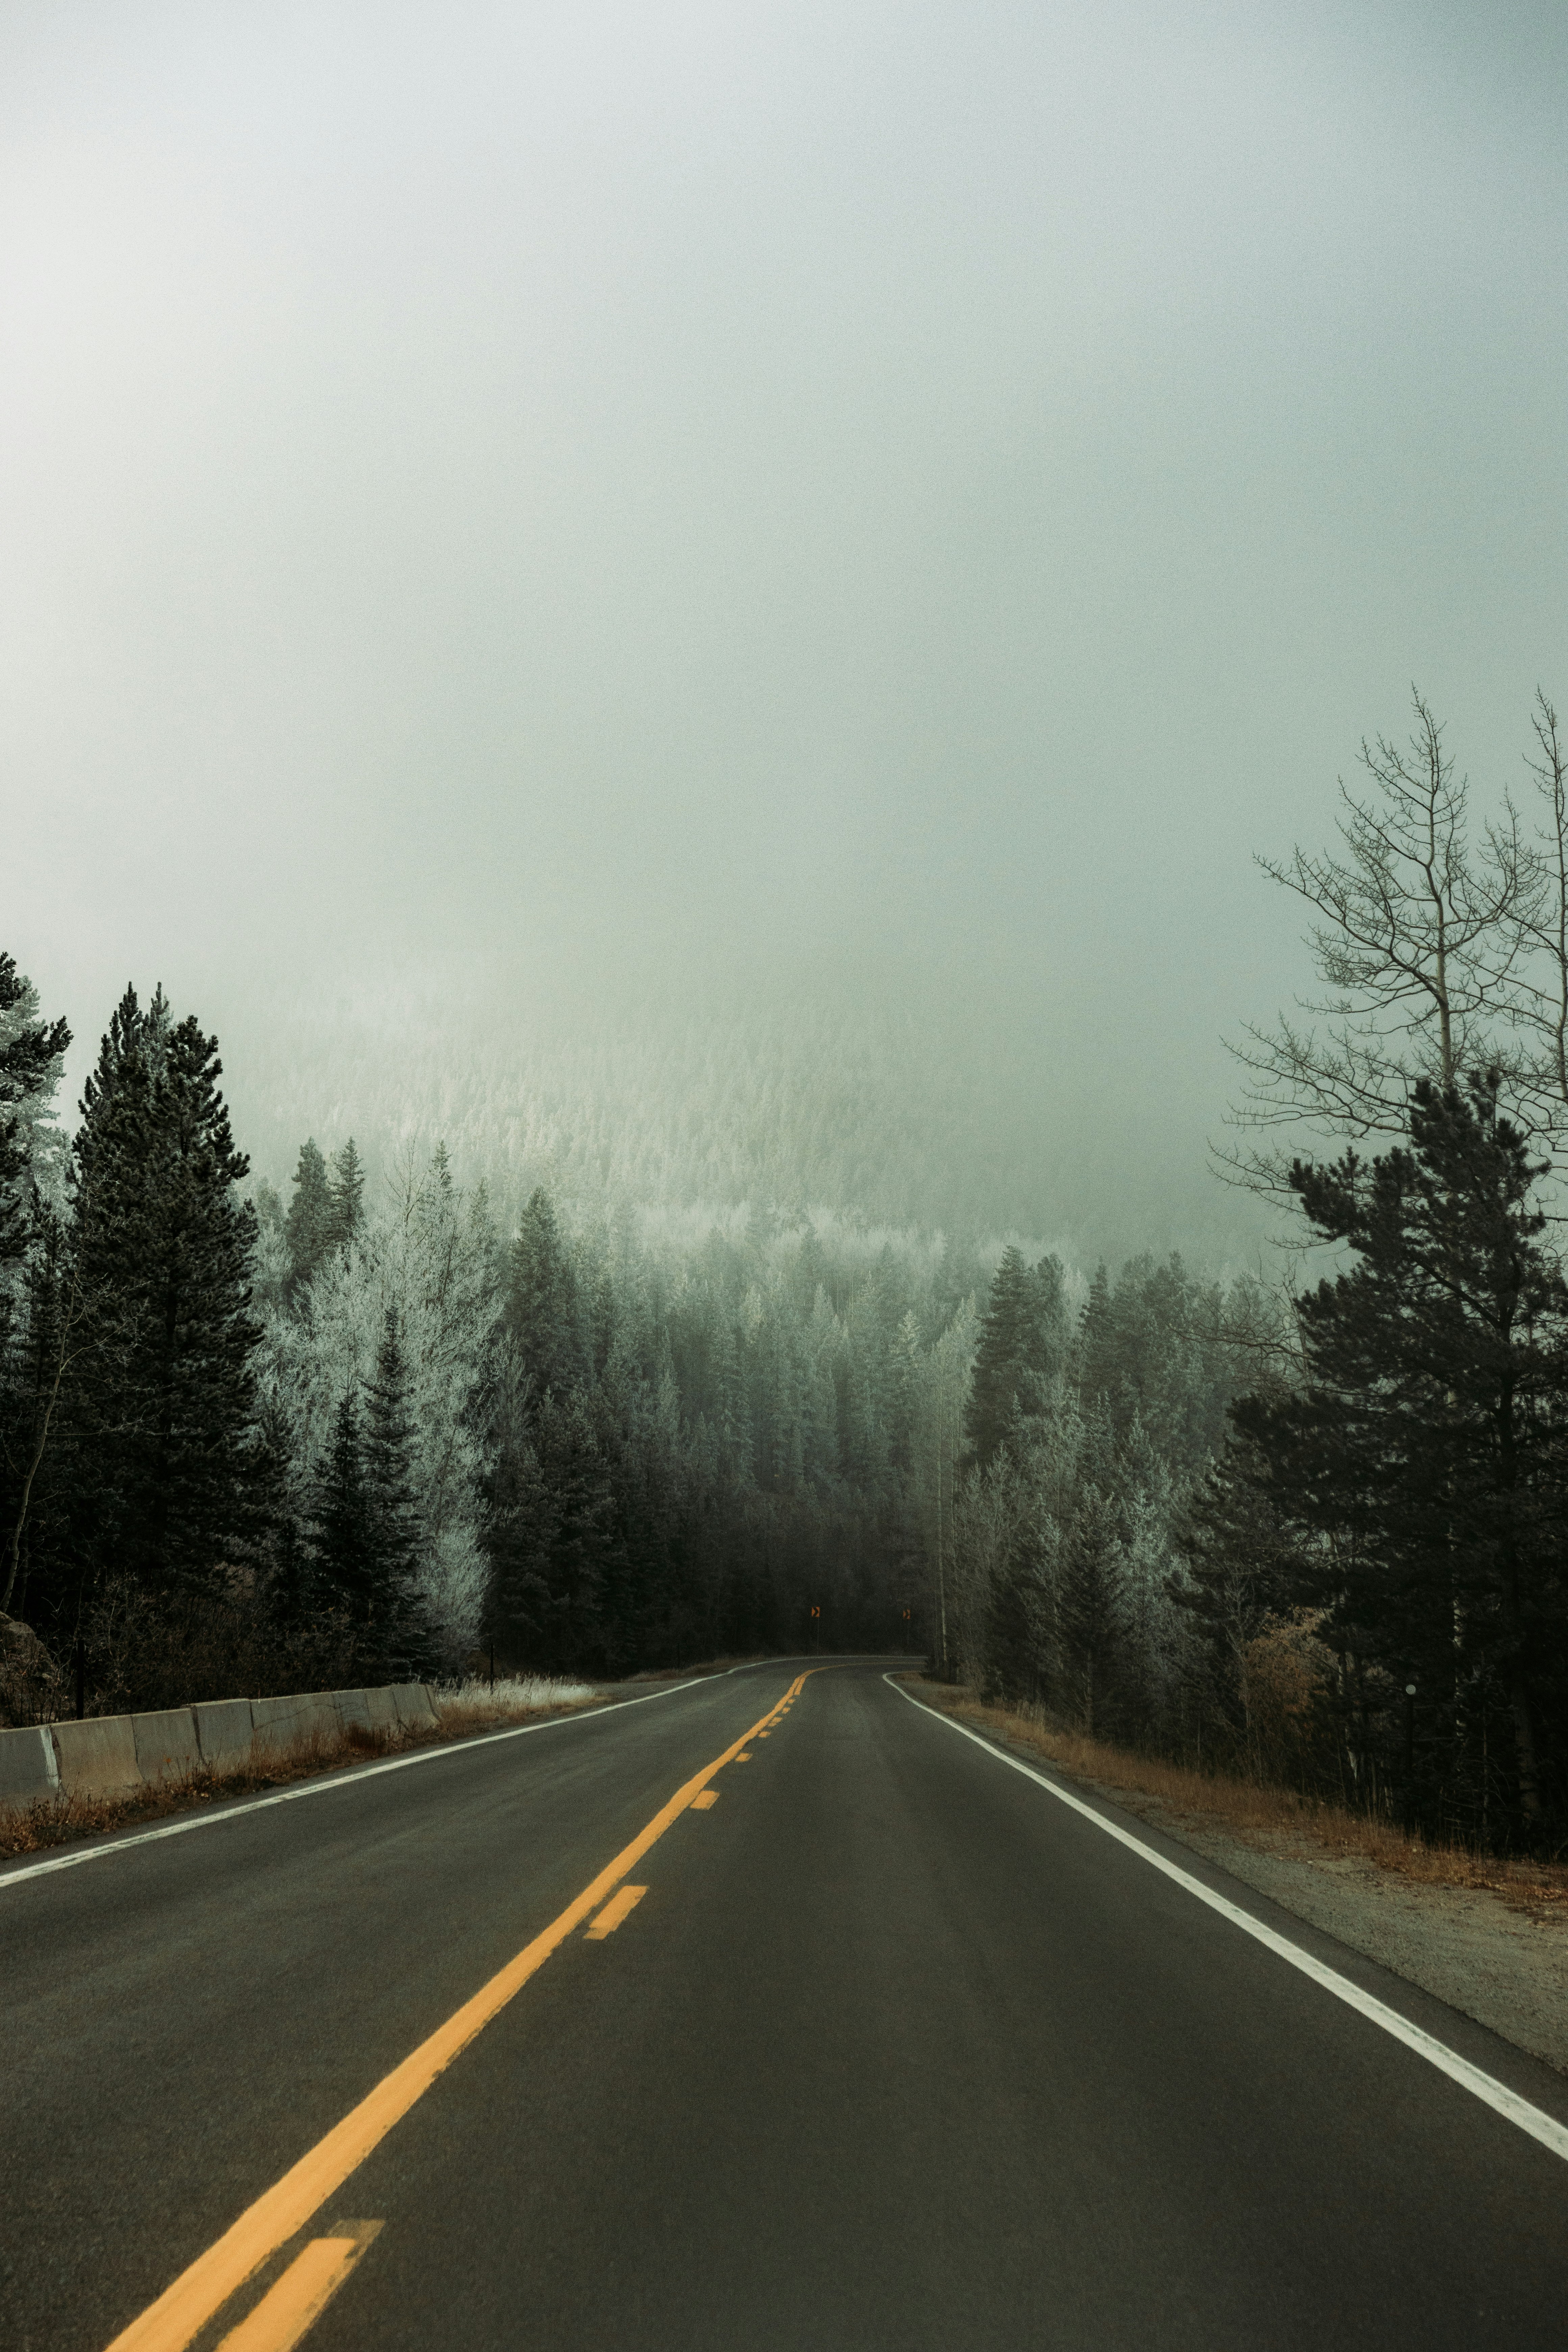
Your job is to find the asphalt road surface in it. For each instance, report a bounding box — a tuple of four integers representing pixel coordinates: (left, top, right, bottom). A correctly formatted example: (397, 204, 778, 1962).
(4, 1658, 1567, 2352)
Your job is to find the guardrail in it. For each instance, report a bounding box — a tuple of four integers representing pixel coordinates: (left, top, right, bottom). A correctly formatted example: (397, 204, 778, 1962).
(0, 1683, 439, 1811)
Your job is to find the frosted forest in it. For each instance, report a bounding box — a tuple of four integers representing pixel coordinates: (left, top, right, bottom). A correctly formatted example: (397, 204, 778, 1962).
(0, 957, 1265, 1737)
(7, 689, 1568, 1857)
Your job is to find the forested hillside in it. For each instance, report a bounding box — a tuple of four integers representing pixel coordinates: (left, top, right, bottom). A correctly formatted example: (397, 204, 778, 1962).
(0, 965, 979, 1707)
(0, 947, 1267, 1735)
(936, 695, 1568, 1855)
(7, 692, 1568, 1860)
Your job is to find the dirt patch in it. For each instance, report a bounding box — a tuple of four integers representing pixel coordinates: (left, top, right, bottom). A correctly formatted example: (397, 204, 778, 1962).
(912, 1682, 1568, 2077)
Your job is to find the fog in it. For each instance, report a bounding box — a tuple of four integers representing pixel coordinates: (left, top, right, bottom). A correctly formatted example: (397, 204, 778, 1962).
(6, 1, 1568, 1263)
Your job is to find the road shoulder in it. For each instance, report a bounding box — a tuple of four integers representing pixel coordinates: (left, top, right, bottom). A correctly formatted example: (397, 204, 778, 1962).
(904, 1677, 1568, 2078)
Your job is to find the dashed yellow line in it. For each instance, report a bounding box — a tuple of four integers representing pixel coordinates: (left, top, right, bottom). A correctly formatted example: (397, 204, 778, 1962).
(214, 2223, 381, 2352)
(105, 1670, 819, 2352)
(584, 1884, 646, 1939)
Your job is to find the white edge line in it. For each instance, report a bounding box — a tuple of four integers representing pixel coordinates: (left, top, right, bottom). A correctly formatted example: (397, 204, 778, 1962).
(0, 1658, 793, 1895)
(884, 1672, 1568, 2169)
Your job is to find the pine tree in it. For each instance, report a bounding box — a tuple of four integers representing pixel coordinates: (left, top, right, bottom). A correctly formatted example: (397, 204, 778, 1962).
(0, 959, 72, 1623)
(965, 1247, 1066, 1466)
(363, 1307, 429, 1664)
(1170, 1435, 1304, 1747)
(506, 1187, 585, 1397)
(65, 988, 263, 1603)
(328, 1139, 366, 1252)
(284, 1140, 335, 1297)
(1236, 1076, 1568, 1831)
(488, 1388, 614, 1671)
(1059, 1485, 1126, 1737)
(984, 1471, 1049, 1706)
(0, 954, 70, 1276)
(308, 1390, 378, 1616)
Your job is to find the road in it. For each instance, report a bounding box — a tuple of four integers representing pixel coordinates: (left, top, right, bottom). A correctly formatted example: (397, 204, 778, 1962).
(3, 1658, 1567, 2351)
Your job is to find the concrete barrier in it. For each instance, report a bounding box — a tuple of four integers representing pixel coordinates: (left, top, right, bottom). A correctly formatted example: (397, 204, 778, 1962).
(391, 1683, 438, 1729)
(52, 1714, 142, 1801)
(364, 1687, 401, 1733)
(194, 1698, 255, 1772)
(250, 1692, 343, 1755)
(0, 1723, 59, 1808)
(132, 1707, 202, 1784)
(333, 1687, 374, 1736)
(1, 1677, 451, 1819)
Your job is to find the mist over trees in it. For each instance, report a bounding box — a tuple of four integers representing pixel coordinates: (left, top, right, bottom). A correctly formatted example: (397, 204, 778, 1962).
(932, 692, 1568, 1854)
(0, 967, 990, 1709)
(4, 687, 1566, 1852)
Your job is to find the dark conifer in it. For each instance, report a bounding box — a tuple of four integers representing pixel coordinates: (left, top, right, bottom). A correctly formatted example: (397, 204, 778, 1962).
(1059, 1485, 1126, 1737)
(506, 1188, 585, 1397)
(284, 1140, 335, 1296)
(489, 1389, 613, 1671)
(66, 988, 263, 1601)
(1235, 1077, 1568, 1831)
(1170, 1436, 1304, 1744)
(309, 1390, 378, 1615)
(965, 1247, 1066, 1466)
(364, 1307, 424, 1610)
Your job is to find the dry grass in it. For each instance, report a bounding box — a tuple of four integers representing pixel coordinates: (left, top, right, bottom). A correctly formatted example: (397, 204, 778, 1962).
(433, 1673, 597, 1734)
(912, 1680, 1568, 1920)
(0, 1674, 599, 1862)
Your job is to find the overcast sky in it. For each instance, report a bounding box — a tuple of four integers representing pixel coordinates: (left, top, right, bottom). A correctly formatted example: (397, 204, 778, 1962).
(4, 2, 1567, 1253)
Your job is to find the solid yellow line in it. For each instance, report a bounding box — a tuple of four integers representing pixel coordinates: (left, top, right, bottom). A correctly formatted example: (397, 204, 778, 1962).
(584, 1883, 646, 1939)
(214, 2224, 381, 2352)
(105, 1672, 815, 2352)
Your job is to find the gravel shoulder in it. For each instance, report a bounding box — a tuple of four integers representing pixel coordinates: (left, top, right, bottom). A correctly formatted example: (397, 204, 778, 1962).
(1127, 1800, 1568, 2076)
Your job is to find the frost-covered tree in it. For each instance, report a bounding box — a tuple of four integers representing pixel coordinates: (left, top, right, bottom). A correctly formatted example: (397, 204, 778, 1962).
(0, 954, 70, 1283)
(328, 1139, 366, 1251)
(965, 1247, 1067, 1467)
(259, 1145, 498, 1658)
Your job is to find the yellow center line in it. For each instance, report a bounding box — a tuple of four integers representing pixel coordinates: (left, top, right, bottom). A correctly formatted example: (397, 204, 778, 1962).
(106, 1671, 819, 2352)
(583, 1884, 646, 1939)
(214, 2223, 382, 2352)
(689, 1790, 719, 1811)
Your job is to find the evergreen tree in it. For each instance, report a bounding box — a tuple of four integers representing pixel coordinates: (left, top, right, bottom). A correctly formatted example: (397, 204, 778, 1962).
(284, 1140, 335, 1296)
(506, 1187, 585, 1397)
(983, 1469, 1049, 1705)
(363, 1307, 429, 1663)
(308, 1390, 378, 1616)
(0, 954, 70, 1277)
(328, 1139, 366, 1252)
(1059, 1485, 1126, 1737)
(1171, 1437, 1300, 1661)
(965, 1247, 1065, 1466)
(0, 958, 71, 1623)
(1170, 1435, 1305, 1750)
(65, 988, 263, 1606)
(1235, 1077, 1568, 1831)
(488, 1388, 614, 1671)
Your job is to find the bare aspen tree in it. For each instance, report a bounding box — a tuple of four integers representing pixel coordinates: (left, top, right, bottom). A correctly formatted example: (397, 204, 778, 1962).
(1221, 692, 1522, 1192)
(1484, 692, 1568, 1166)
